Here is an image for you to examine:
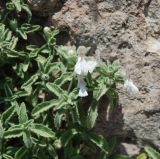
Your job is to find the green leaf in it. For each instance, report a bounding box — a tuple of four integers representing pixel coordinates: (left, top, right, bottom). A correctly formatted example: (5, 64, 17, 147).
(23, 119, 33, 128)
(60, 129, 78, 147)
(21, 24, 41, 33)
(16, 29, 27, 40)
(54, 72, 75, 86)
(21, 62, 29, 72)
(18, 103, 28, 124)
(3, 82, 13, 97)
(48, 144, 58, 159)
(32, 99, 62, 117)
(10, 37, 18, 50)
(71, 105, 80, 124)
(22, 131, 32, 148)
(44, 63, 60, 75)
(15, 146, 27, 159)
(2, 154, 14, 159)
(0, 120, 5, 139)
(46, 83, 65, 98)
(107, 89, 118, 113)
(145, 147, 160, 159)
(112, 155, 133, 159)
(4, 126, 23, 139)
(30, 123, 55, 138)
(87, 132, 109, 154)
(137, 153, 147, 159)
(87, 100, 98, 129)
(22, 4, 32, 22)
(1, 105, 16, 124)
(6, 2, 15, 10)
(93, 80, 108, 100)
(14, 90, 30, 98)
(12, 0, 21, 12)
(114, 72, 124, 83)
(21, 74, 38, 89)
(54, 109, 65, 130)
(99, 151, 108, 159)
(108, 137, 116, 154)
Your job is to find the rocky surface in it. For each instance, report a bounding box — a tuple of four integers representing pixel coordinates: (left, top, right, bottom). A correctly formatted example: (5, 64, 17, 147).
(30, 0, 160, 155)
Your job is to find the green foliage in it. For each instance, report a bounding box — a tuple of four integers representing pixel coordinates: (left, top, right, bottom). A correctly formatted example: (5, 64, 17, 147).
(1, 1, 158, 159)
(136, 153, 147, 159)
(144, 147, 160, 159)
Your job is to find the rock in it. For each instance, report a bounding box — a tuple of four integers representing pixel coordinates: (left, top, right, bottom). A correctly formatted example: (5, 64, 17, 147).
(51, 0, 160, 152)
(118, 143, 141, 156)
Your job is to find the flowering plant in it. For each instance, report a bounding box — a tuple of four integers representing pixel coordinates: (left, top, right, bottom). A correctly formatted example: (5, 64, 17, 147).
(0, 1, 143, 159)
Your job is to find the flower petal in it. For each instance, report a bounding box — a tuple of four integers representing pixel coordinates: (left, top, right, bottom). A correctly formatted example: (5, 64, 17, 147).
(77, 76, 88, 97)
(124, 79, 139, 96)
(74, 57, 97, 76)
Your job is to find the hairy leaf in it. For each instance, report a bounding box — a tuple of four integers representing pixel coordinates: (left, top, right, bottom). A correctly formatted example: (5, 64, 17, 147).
(112, 155, 133, 159)
(87, 132, 109, 154)
(21, 74, 38, 89)
(93, 80, 108, 100)
(60, 129, 78, 147)
(2, 154, 14, 159)
(22, 131, 32, 148)
(22, 4, 32, 22)
(1, 105, 16, 124)
(18, 102, 28, 124)
(137, 153, 147, 159)
(46, 83, 65, 98)
(54, 109, 65, 130)
(15, 146, 27, 159)
(44, 63, 60, 75)
(145, 147, 160, 159)
(30, 123, 55, 138)
(71, 105, 80, 124)
(48, 144, 58, 159)
(32, 99, 62, 117)
(4, 127, 23, 139)
(54, 72, 75, 86)
(87, 100, 98, 129)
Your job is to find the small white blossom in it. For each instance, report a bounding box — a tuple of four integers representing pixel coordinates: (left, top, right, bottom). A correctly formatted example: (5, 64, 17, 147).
(74, 57, 97, 76)
(74, 46, 97, 97)
(43, 26, 50, 32)
(124, 79, 139, 96)
(77, 76, 88, 97)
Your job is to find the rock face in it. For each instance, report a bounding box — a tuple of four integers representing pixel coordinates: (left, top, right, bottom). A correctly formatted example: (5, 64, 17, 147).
(51, 0, 160, 152)
(32, 0, 160, 154)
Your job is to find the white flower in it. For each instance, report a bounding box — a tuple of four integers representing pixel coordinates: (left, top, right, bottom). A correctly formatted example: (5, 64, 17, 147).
(124, 79, 139, 96)
(43, 27, 50, 32)
(74, 46, 97, 97)
(77, 76, 88, 97)
(74, 57, 97, 76)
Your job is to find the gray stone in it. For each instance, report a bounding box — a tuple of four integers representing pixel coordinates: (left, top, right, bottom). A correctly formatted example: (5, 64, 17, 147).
(118, 143, 141, 156)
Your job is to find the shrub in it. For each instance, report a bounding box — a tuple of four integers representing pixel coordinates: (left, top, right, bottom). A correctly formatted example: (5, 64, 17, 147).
(1, 1, 159, 159)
